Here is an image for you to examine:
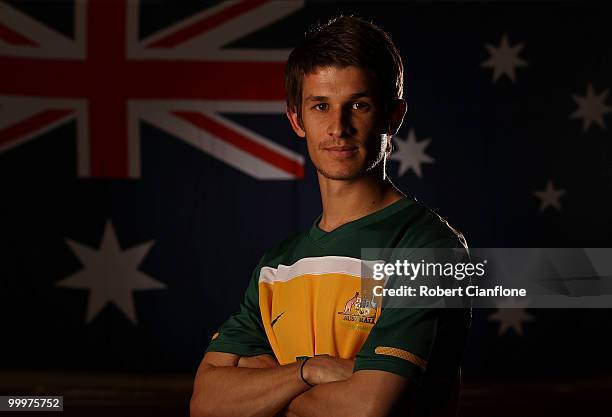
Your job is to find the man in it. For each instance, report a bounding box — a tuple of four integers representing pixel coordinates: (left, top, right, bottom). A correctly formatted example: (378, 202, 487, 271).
(190, 15, 470, 417)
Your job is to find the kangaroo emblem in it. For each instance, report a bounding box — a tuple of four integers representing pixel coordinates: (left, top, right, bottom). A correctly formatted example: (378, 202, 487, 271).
(339, 292, 360, 314)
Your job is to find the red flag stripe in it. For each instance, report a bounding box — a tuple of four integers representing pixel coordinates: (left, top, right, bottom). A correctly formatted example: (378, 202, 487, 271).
(148, 0, 269, 48)
(0, 22, 36, 45)
(173, 110, 303, 178)
(0, 58, 286, 100)
(0, 109, 73, 147)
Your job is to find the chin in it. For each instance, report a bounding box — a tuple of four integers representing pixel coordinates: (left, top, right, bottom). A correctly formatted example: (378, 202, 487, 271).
(316, 164, 366, 181)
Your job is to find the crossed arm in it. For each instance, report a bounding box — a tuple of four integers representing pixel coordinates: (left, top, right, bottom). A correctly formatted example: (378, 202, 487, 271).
(189, 352, 409, 417)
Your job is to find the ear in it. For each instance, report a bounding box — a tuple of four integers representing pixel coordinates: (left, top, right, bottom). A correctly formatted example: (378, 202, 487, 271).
(386, 98, 407, 136)
(286, 106, 306, 138)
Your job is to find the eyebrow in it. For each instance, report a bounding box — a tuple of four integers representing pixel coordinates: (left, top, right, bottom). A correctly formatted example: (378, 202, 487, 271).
(303, 91, 372, 102)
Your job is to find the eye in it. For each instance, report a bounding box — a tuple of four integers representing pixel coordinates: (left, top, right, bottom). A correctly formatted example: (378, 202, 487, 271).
(352, 102, 370, 110)
(312, 103, 329, 111)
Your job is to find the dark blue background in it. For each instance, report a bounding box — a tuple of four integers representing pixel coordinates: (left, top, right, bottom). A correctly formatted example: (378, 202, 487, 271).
(1, 0, 611, 382)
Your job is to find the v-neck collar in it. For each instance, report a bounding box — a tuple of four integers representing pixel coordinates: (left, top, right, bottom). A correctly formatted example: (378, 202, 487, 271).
(308, 197, 414, 245)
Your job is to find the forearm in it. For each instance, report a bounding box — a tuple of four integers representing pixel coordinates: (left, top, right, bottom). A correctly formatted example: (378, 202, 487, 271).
(283, 370, 408, 417)
(280, 356, 367, 417)
(191, 361, 310, 417)
(283, 379, 368, 417)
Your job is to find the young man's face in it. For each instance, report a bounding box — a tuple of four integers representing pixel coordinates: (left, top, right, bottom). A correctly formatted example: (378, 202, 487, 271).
(287, 65, 390, 181)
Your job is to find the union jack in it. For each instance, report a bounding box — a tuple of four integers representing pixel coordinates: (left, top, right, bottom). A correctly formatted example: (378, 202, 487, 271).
(0, 0, 305, 180)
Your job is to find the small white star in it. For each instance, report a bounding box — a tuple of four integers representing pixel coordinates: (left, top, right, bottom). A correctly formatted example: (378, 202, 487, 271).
(56, 220, 166, 324)
(481, 34, 528, 82)
(533, 180, 566, 212)
(488, 298, 534, 336)
(570, 83, 612, 132)
(389, 129, 434, 178)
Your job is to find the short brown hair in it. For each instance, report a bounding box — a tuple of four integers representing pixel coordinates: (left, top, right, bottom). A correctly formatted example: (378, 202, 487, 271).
(284, 15, 404, 126)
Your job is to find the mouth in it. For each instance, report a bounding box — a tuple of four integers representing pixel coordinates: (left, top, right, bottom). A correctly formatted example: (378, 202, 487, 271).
(323, 145, 359, 159)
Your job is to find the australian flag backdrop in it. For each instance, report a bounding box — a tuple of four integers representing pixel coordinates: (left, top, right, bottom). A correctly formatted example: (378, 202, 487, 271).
(1, 0, 612, 415)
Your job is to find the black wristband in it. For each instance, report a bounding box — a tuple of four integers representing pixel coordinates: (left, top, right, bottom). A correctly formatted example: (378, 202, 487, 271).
(299, 357, 314, 387)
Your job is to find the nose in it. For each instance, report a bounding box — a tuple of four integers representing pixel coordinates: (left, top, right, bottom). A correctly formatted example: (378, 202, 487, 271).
(327, 107, 353, 138)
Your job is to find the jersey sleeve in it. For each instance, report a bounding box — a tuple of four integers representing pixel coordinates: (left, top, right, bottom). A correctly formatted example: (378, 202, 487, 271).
(354, 223, 470, 384)
(205, 261, 273, 357)
(354, 307, 438, 384)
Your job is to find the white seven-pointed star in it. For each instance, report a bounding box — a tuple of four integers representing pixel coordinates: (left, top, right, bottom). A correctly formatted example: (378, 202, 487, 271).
(488, 298, 535, 336)
(533, 180, 566, 212)
(570, 83, 612, 132)
(56, 220, 165, 324)
(389, 129, 434, 178)
(481, 34, 528, 82)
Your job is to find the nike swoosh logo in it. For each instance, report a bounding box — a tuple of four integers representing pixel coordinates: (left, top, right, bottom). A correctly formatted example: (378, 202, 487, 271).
(271, 311, 285, 327)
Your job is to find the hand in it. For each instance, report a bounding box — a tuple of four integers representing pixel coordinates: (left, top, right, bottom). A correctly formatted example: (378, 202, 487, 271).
(237, 353, 279, 368)
(301, 355, 354, 385)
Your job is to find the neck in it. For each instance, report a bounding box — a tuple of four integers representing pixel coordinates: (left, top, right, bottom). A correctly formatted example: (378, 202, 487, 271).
(317, 162, 405, 232)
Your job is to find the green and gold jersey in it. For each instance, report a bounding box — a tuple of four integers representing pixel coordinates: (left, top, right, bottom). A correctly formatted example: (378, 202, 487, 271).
(206, 196, 470, 385)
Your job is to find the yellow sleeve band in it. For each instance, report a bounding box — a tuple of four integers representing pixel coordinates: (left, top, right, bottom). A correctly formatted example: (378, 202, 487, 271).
(374, 346, 428, 370)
